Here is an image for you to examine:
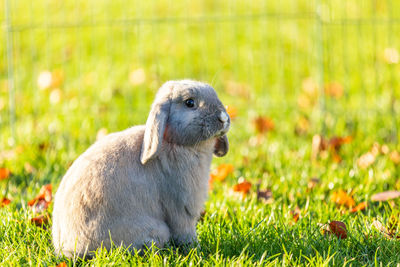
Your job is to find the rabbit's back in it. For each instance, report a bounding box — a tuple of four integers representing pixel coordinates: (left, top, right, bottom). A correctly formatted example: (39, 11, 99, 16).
(52, 125, 164, 256)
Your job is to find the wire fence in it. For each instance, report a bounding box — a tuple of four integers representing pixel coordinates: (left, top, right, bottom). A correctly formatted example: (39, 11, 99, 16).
(1, 0, 400, 145)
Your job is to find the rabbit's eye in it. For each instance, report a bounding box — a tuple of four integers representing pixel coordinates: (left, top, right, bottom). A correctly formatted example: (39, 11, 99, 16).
(185, 99, 195, 108)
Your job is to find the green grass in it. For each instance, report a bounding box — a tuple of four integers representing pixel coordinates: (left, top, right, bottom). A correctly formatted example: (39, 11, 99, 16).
(1, 0, 400, 265)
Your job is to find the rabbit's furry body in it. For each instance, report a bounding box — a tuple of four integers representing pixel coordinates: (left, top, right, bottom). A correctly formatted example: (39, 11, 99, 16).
(52, 80, 230, 257)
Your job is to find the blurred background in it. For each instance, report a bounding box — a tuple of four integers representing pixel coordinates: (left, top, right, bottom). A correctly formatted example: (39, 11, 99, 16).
(0, 0, 399, 183)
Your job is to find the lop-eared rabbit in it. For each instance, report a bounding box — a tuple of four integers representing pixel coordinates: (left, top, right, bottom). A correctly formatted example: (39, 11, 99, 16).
(52, 80, 230, 258)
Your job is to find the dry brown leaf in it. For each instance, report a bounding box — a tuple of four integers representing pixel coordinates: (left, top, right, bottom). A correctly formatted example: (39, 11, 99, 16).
(389, 151, 400, 164)
(0, 168, 11, 180)
(256, 185, 272, 203)
(291, 206, 301, 223)
(308, 177, 320, 190)
(31, 214, 50, 228)
(329, 221, 348, 239)
(331, 190, 355, 208)
(28, 184, 52, 213)
(1, 197, 11, 207)
(357, 152, 376, 169)
(325, 82, 344, 99)
(371, 191, 400, 202)
(210, 164, 234, 183)
(312, 135, 352, 162)
(226, 106, 237, 120)
(233, 179, 252, 196)
(350, 202, 367, 213)
(254, 116, 275, 134)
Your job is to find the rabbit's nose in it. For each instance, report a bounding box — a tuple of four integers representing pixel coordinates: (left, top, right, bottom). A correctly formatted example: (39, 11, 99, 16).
(218, 111, 229, 123)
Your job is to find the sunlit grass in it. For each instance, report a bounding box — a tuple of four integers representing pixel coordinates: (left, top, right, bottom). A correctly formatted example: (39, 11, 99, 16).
(1, 0, 400, 265)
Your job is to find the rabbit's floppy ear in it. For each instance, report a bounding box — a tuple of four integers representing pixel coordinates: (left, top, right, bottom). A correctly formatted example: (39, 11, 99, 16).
(140, 84, 172, 165)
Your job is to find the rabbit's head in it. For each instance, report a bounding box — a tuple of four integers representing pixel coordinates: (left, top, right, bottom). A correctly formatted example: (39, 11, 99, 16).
(140, 80, 230, 164)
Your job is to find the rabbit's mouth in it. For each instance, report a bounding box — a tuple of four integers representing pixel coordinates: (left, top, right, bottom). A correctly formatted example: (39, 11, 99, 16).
(213, 135, 229, 157)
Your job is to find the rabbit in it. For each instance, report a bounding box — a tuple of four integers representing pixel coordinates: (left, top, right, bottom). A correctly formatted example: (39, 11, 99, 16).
(52, 80, 230, 258)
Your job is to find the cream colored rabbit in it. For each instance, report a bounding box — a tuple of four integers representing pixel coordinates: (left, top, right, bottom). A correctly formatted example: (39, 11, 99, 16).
(52, 80, 230, 258)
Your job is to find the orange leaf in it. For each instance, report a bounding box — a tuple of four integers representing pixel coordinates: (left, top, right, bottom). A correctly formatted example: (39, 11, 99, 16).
(371, 191, 400, 202)
(226, 106, 237, 120)
(28, 184, 52, 213)
(0, 168, 11, 180)
(329, 136, 352, 152)
(329, 221, 348, 239)
(253, 116, 274, 134)
(350, 202, 367, 213)
(31, 214, 50, 227)
(331, 190, 355, 208)
(1, 197, 11, 207)
(233, 179, 252, 195)
(389, 151, 400, 164)
(291, 207, 301, 223)
(325, 82, 344, 99)
(210, 164, 234, 183)
(57, 262, 68, 267)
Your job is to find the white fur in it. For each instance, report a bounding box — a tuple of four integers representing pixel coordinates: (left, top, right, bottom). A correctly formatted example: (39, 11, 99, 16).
(52, 80, 229, 258)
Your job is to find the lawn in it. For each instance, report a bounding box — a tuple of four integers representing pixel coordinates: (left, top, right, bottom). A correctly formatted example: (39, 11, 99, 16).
(1, 0, 400, 265)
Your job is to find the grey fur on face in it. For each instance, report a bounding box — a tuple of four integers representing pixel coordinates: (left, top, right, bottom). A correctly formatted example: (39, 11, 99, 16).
(51, 80, 230, 258)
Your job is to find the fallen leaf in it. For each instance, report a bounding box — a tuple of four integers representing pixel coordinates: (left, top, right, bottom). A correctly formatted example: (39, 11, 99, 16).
(233, 178, 252, 196)
(357, 152, 376, 169)
(291, 206, 301, 223)
(307, 177, 320, 190)
(383, 47, 399, 64)
(329, 221, 348, 239)
(226, 106, 237, 120)
(28, 184, 52, 213)
(210, 164, 234, 183)
(254, 116, 274, 134)
(0, 168, 11, 180)
(350, 201, 367, 213)
(31, 214, 50, 228)
(371, 191, 400, 202)
(57, 262, 67, 267)
(331, 190, 355, 208)
(312, 135, 352, 162)
(1, 197, 11, 207)
(389, 151, 400, 164)
(329, 136, 352, 151)
(256, 184, 272, 203)
(325, 82, 344, 99)
(38, 142, 49, 151)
